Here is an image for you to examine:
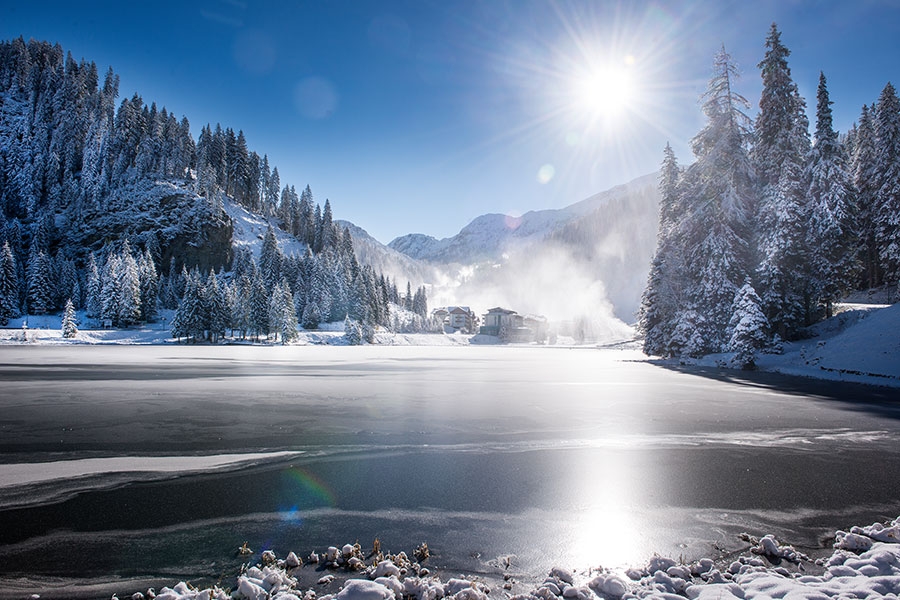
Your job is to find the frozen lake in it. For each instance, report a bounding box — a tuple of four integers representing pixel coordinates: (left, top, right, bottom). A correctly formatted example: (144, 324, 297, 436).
(1, 344, 899, 598)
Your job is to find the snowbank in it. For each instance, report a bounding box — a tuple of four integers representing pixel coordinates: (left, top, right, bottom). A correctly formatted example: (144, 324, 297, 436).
(676, 303, 900, 387)
(755, 303, 900, 385)
(118, 516, 900, 600)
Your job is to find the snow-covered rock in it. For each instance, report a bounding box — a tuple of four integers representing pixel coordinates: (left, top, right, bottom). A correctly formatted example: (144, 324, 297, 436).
(335, 580, 395, 600)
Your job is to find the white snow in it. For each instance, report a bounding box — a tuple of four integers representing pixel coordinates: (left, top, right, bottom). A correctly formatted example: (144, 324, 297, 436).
(225, 197, 308, 260)
(755, 303, 900, 385)
(0, 451, 301, 488)
(677, 302, 900, 387)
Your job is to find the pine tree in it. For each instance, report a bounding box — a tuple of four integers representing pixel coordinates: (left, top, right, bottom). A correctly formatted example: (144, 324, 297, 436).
(248, 273, 269, 339)
(117, 241, 142, 326)
(873, 82, 900, 285)
(639, 143, 685, 357)
(138, 248, 159, 322)
(268, 279, 298, 344)
(344, 315, 362, 345)
(753, 24, 813, 338)
(259, 224, 281, 286)
(674, 46, 755, 354)
(0, 242, 20, 324)
(84, 253, 103, 318)
(807, 72, 858, 316)
(852, 104, 881, 288)
(61, 298, 78, 338)
(171, 269, 205, 342)
(727, 282, 769, 370)
(203, 270, 227, 342)
(26, 249, 53, 315)
(301, 297, 321, 330)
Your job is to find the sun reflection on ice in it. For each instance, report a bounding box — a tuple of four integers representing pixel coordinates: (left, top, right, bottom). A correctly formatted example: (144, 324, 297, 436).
(565, 454, 647, 571)
(571, 501, 644, 571)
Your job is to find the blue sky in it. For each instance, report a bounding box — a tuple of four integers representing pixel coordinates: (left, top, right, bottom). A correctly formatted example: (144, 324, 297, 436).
(3, 1, 899, 243)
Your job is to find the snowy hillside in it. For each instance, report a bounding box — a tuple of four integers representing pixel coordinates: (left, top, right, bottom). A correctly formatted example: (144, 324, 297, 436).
(336, 220, 443, 289)
(755, 303, 900, 384)
(226, 198, 308, 260)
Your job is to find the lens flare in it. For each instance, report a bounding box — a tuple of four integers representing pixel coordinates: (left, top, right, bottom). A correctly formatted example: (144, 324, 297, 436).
(537, 163, 556, 184)
(281, 467, 337, 508)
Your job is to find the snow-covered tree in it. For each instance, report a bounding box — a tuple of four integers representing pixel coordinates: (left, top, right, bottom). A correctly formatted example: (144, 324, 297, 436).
(268, 279, 298, 344)
(344, 315, 362, 345)
(301, 297, 321, 330)
(873, 82, 900, 285)
(676, 46, 756, 353)
(727, 281, 769, 369)
(83, 253, 99, 318)
(259, 224, 282, 286)
(117, 242, 142, 326)
(752, 24, 813, 339)
(171, 269, 204, 342)
(26, 250, 53, 315)
(852, 104, 881, 288)
(0, 242, 20, 324)
(248, 274, 269, 340)
(138, 248, 159, 322)
(203, 270, 227, 343)
(61, 298, 78, 339)
(639, 143, 685, 357)
(807, 72, 858, 316)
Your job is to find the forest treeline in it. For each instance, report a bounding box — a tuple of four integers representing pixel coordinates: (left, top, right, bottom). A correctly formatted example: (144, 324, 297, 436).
(0, 38, 432, 341)
(639, 25, 900, 367)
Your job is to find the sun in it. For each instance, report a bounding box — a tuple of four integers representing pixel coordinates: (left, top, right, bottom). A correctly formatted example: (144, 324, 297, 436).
(573, 63, 636, 119)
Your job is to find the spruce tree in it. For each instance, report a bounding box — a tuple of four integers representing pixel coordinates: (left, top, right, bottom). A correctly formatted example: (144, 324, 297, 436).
(203, 270, 227, 342)
(873, 82, 900, 285)
(138, 248, 159, 322)
(639, 143, 684, 357)
(301, 297, 321, 330)
(248, 273, 269, 339)
(84, 253, 103, 318)
(0, 242, 20, 324)
(269, 280, 298, 344)
(727, 281, 769, 370)
(26, 250, 53, 315)
(61, 298, 78, 338)
(807, 72, 858, 316)
(117, 242, 142, 326)
(752, 24, 813, 338)
(852, 104, 881, 288)
(171, 269, 205, 342)
(344, 315, 362, 345)
(674, 46, 755, 354)
(259, 224, 281, 286)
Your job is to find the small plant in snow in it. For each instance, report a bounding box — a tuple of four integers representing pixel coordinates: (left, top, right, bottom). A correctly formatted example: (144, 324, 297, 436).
(414, 542, 430, 562)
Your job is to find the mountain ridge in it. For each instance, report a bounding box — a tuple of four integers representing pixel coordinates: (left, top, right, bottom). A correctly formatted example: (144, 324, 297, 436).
(387, 172, 657, 264)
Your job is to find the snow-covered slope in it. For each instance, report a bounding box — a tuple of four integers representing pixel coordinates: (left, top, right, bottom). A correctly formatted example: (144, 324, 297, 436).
(225, 198, 308, 259)
(754, 303, 900, 383)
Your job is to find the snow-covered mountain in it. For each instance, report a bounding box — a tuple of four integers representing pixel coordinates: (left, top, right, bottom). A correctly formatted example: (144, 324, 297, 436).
(336, 220, 446, 288)
(375, 173, 660, 326)
(388, 173, 657, 264)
